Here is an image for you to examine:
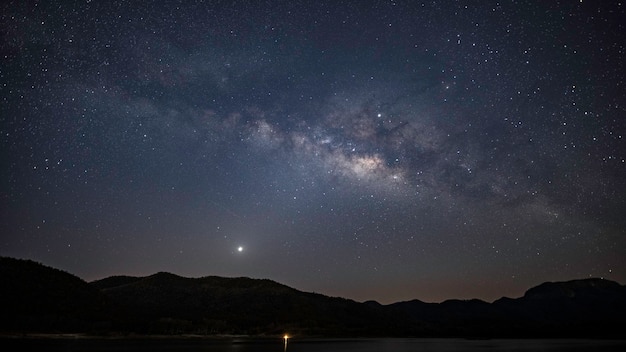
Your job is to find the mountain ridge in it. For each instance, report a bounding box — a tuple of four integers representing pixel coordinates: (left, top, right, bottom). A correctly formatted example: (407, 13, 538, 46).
(1, 256, 625, 338)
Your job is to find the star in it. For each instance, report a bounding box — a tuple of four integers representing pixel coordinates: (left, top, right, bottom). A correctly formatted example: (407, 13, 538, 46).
(2, 0, 623, 305)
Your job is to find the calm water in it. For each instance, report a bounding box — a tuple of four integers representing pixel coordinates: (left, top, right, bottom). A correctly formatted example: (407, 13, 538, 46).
(2, 337, 626, 351)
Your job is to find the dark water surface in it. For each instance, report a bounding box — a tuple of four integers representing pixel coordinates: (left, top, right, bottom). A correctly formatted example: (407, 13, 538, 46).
(2, 337, 625, 351)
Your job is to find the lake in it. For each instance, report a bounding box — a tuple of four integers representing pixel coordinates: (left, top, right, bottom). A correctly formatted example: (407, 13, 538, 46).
(2, 337, 626, 351)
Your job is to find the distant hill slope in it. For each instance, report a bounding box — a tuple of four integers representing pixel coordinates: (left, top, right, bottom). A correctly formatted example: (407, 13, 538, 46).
(390, 278, 626, 337)
(1, 256, 625, 337)
(91, 271, 401, 335)
(0, 257, 112, 332)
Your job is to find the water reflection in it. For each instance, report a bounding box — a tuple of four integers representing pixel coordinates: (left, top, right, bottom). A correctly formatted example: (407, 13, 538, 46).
(2, 337, 626, 351)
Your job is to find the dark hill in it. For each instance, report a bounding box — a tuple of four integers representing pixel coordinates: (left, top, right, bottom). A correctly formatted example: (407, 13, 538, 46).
(92, 271, 402, 335)
(490, 278, 626, 337)
(0, 257, 112, 332)
(90, 275, 144, 290)
(390, 278, 626, 338)
(523, 278, 623, 300)
(1, 257, 625, 337)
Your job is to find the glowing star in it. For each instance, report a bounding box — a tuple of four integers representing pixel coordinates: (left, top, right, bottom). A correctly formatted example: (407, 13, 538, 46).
(237, 246, 243, 252)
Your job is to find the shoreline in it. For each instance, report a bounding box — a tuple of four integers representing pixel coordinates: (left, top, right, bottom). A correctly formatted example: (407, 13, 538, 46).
(0, 333, 263, 340)
(1, 333, 625, 341)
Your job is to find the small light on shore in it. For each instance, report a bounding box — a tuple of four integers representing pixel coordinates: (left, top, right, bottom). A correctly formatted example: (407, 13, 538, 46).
(283, 334, 289, 341)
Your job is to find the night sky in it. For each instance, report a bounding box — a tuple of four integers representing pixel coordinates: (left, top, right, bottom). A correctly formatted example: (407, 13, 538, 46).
(2, 0, 625, 304)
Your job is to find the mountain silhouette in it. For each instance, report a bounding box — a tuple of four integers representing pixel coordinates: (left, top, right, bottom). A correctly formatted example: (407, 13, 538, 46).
(0, 257, 111, 332)
(1, 257, 625, 337)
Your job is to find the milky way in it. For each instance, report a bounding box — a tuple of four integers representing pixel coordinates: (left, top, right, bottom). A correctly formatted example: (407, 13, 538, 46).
(1, 0, 625, 303)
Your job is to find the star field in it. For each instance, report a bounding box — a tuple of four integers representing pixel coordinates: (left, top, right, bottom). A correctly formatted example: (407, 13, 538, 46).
(1, 0, 625, 304)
